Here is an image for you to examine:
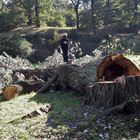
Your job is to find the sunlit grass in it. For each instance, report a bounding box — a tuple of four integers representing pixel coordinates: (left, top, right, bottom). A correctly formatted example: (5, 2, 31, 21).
(0, 92, 82, 139)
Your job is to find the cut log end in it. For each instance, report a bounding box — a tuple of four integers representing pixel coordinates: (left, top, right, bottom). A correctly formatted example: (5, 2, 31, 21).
(3, 85, 23, 100)
(98, 54, 140, 81)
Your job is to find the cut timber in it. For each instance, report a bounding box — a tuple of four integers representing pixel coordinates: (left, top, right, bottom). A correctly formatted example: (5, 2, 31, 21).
(3, 81, 44, 100)
(85, 76, 140, 108)
(35, 54, 140, 110)
(3, 85, 23, 100)
(56, 54, 140, 94)
(98, 54, 140, 81)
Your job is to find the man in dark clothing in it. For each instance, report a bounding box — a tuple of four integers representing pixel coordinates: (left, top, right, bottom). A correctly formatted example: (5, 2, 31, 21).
(60, 33, 69, 63)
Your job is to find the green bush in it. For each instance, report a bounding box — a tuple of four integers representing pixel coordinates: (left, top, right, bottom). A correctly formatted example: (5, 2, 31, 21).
(47, 14, 66, 27)
(0, 35, 33, 58)
(0, 10, 22, 32)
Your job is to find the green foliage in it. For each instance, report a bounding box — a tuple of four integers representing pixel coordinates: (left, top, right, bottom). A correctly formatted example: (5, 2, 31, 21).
(47, 14, 66, 27)
(0, 35, 33, 58)
(0, 10, 22, 32)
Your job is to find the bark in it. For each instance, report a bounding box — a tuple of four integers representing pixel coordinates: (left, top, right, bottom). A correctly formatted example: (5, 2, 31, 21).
(91, 0, 96, 35)
(71, 0, 80, 30)
(105, 0, 111, 25)
(96, 97, 140, 119)
(75, 8, 80, 30)
(35, 0, 40, 27)
(37, 75, 58, 93)
(27, 9, 33, 25)
(85, 76, 140, 108)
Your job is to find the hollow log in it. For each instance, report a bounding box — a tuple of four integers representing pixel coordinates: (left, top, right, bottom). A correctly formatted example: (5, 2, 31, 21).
(54, 54, 140, 94)
(37, 54, 140, 109)
(4, 53, 138, 108)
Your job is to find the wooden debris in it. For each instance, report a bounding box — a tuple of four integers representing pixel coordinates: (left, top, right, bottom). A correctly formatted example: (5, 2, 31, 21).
(37, 75, 58, 93)
(3, 85, 23, 100)
(8, 104, 52, 124)
(96, 97, 140, 119)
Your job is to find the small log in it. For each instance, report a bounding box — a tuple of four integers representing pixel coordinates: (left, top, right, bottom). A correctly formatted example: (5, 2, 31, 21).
(3, 85, 23, 100)
(3, 81, 44, 100)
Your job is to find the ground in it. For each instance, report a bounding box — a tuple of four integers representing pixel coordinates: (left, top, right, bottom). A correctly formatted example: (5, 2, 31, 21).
(0, 91, 140, 140)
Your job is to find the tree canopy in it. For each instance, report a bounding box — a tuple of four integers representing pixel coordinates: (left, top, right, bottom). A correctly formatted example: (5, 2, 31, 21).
(0, 0, 140, 32)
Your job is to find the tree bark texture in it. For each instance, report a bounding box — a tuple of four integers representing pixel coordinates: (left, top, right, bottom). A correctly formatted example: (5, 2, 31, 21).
(85, 76, 140, 108)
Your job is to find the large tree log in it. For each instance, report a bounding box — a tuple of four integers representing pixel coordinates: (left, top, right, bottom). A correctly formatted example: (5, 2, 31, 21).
(37, 54, 140, 109)
(55, 54, 140, 94)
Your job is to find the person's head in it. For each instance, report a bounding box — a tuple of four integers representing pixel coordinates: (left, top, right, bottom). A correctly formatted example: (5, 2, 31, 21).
(62, 33, 68, 38)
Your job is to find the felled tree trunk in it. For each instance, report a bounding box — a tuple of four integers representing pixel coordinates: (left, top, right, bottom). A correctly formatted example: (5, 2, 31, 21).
(56, 54, 140, 93)
(55, 57, 104, 94)
(38, 54, 140, 109)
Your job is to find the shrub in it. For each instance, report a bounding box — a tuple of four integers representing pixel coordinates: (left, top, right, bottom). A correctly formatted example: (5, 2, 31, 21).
(47, 14, 66, 27)
(0, 35, 33, 58)
(0, 10, 22, 32)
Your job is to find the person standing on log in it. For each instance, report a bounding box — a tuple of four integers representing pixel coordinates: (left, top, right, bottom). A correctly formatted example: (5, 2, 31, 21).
(60, 33, 70, 63)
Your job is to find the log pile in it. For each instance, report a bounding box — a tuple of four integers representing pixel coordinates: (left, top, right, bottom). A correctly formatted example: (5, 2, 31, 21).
(3, 68, 56, 100)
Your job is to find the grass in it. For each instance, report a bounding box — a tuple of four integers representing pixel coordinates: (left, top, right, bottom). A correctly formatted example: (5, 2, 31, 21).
(0, 25, 75, 38)
(0, 91, 140, 140)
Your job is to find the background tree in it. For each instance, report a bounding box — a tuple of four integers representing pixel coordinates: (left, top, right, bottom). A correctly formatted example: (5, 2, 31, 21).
(91, 0, 96, 34)
(133, 0, 138, 25)
(34, 0, 40, 27)
(70, 0, 80, 29)
(17, 0, 34, 25)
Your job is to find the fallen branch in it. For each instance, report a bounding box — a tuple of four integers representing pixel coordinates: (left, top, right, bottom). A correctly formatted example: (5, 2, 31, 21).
(37, 75, 59, 93)
(96, 98, 140, 119)
(7, 104, 52, 124)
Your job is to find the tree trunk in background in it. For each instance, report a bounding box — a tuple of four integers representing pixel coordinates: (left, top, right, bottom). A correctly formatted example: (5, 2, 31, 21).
(27, 9, 33, 25)
(105, 0, 111, 25)
(35, 0, 40, 27)
(127, 0, 130, 13)
(91, 0, 96, 35)
(71, 0, 80, 30)
(133, 0, 138, 25)
(75, 7, 80, 30)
